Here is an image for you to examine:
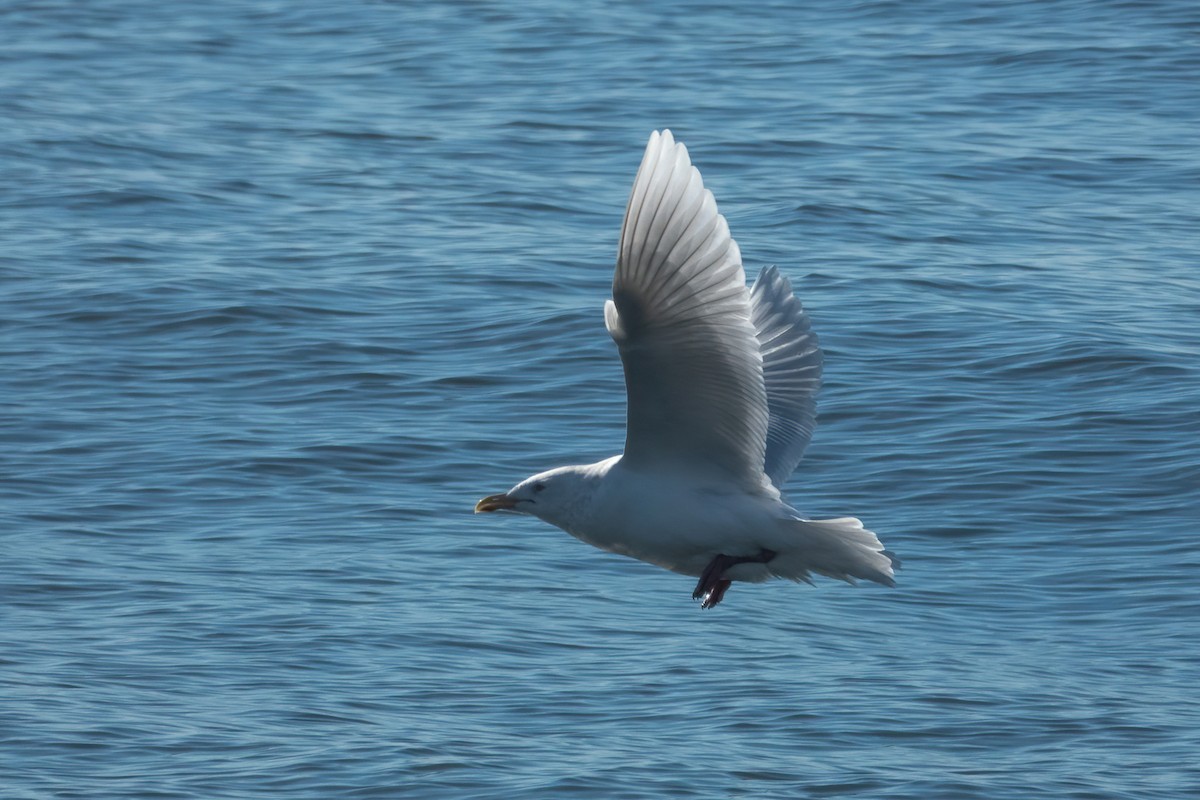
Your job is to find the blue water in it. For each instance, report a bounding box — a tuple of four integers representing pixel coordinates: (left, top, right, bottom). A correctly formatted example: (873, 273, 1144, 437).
(4, 1, 1199, 797)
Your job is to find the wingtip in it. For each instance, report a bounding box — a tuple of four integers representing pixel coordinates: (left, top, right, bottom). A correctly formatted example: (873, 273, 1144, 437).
(752, 264, 788, 293)
(649, 129, 685, 160)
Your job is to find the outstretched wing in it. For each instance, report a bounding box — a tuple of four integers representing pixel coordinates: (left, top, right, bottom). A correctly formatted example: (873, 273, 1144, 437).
(605, 130, 770, 489)
(750, 266, 823, 492)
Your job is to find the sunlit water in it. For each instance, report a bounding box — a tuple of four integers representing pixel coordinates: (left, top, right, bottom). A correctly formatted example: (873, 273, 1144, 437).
(4, 1, 1199, 798)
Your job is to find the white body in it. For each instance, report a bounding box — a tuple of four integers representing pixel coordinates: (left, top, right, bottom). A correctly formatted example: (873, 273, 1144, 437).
(511, 455, 894, 588)
(567, 456, 782, 579)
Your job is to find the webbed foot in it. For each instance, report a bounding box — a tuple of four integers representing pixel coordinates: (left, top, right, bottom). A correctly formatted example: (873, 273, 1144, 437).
(692, 550, 777, 608)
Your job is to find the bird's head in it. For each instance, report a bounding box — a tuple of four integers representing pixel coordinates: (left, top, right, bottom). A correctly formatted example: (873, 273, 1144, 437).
(474, 464, 602, 530)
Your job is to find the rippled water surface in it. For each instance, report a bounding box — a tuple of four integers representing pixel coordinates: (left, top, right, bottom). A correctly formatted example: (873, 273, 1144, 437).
(4, 1, 1199, 797)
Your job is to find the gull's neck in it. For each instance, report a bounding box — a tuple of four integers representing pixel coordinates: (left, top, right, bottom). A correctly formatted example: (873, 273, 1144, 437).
(536, 455, 619, 534)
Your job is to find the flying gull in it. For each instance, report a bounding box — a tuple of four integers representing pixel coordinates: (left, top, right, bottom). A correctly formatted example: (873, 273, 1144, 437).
(476, 130, 897, 608)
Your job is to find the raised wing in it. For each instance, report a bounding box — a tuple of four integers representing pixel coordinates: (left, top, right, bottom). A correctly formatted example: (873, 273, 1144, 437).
(605, 130, 769, 489)
(750, 266, 823, 492)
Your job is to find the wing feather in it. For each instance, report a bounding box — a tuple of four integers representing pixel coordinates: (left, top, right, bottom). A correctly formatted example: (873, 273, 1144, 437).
(750, 266, 823, 492)
(607, 131, 770, 488)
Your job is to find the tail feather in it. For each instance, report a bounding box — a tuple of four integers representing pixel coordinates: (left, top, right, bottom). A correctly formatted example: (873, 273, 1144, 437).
(770, 517, 898, 587)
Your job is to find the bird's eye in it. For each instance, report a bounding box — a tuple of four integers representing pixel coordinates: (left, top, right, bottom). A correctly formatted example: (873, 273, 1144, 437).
(533, 482, 546, 493)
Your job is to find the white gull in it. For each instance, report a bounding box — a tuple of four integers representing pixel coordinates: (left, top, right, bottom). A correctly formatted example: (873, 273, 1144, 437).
(476, 130, 897, 608)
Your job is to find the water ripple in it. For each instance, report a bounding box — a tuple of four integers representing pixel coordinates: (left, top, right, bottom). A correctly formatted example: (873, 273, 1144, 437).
(3, 1, 1199, 798)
